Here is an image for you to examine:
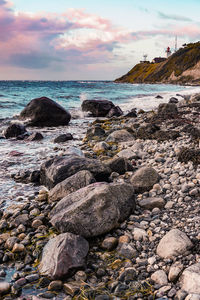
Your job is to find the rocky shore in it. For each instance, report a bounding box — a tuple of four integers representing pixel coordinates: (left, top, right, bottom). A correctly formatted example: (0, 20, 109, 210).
(0, 94, 200, 300)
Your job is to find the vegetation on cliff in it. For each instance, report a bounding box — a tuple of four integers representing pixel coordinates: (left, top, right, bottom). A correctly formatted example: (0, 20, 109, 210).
(115, 41, 200, 84)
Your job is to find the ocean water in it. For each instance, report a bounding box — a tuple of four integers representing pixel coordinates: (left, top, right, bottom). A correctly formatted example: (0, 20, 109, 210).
(1, 80, 200, 119)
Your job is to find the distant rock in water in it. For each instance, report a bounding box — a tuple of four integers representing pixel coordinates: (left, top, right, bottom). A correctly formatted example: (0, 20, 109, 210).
(82, 99, 122, 117)
(4, 123, 27, 139)
(115, 42, 200, 84)
(19, 97, 71, 127)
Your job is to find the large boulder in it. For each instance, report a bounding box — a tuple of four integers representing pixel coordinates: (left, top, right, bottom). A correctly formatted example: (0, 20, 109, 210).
(106, 129, 133, 143)
(130, 166, 159, 193)
(81, 100, 115, 117)
(180, 263, 200, 294)
(106, 106, 123, 118)
(157, 103, 178, 116)
(20, 97, 71, 127)
(48, 170, 96, 202)
(39, 233, 89, 280)
(156, 229, 193, 258)
(50, 182, 136, 238)
(40, 155, 111, 189)
(4, 123, 27, 139)
(104, 157, 134, 175)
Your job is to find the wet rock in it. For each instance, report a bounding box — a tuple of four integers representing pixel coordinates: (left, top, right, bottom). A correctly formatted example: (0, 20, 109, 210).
(106, 105, 123, 118)
(169, 97, 179, 104)
(104, 157, 134, 175)
(48, 170, 95, 202)
(48, 280, 63, 291)
(54, 133, 73, 143)
(26, 132, 44, 141)
(157, 229, 193, 258)
(138, 197, 165, 210)
(40, 155, 111, 189)
(82, 99, 115, 117)
(106, 129, 133, 143)
(50, 182, 135, 237)
(25, 274, 40, 282)
(130, 166, 159, 193)
(4, 123, 27, 139)
(125, 108, 137, 118)
(39, 233, 89, 279)
(20, 96, 71, 127)
(157, 103, 178, 116)
(180, 263, 200, 294)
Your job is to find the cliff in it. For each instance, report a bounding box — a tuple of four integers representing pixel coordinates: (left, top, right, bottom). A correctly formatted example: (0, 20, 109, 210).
(115, 42, 200, 85)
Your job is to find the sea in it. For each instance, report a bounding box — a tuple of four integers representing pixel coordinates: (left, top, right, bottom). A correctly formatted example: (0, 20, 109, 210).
(0, 80, 200, 297)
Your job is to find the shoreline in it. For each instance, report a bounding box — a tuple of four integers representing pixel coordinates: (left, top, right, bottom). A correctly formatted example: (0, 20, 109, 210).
(0, 91, 200, 299)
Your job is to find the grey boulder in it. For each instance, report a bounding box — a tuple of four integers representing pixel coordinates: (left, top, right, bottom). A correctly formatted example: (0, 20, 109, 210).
(48, 170, 96, 202)
(180, 263, 200, 294)
(40, 155, 111, 189)
(39, 233, 89, 280)
(50, 182, 135, 238)
(130, 166, 159, 192)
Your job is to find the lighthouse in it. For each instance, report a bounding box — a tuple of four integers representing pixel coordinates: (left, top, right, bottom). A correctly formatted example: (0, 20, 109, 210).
(166, 46, 172, 58)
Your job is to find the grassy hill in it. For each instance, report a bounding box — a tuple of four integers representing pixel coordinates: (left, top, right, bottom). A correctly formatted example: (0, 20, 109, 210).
(115, 42, 200, 85)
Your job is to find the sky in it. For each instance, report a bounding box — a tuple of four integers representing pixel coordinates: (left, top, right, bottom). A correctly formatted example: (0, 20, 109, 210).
(0, 0, 200, 80)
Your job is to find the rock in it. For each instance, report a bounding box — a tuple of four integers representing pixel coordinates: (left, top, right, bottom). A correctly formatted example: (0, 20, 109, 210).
(54, 134, 73, 143)
(82, 99, 115, 117)
(117, 243, 137, 259)
(106, 129, 133, 143)
(130, 166, 159, 193)
(132, 228, 148, 241)
(13, 214, 29, 227)
(185, 295, 200, 300)
(104, 157, 134, 175)
(101, 237, 118, 251)
(48, 170, 95, 202)
(168, 262, 184, 282)
(118, 267, 136, 282)
(39, 233, 89, 279)
(169, 97, 179, 104)
(20, 97, 71, 127)
(5, 237, 19, 250)
(156, 95, 163, 99)
(26, 132, 44, 141)
(157, 103, 178, 115)
(50, 182, 135, 237)
(63, 281, 81, 296)
(180, 263, 200, 294)
(40, 155, 111, 189)
(75, 271, 87, 282)
(151, 270, 168, 286)
(86, 125, 105, 139)
(25, 274, 40, 282)
(138, 197, 165, 210)
(93, 141, 109, 153)
(125, 108, 137, 118)
(4, 123, 27, 139)
(157, 229, 193, 258)
(175, 290, 188, 300)
(12, 243, 25, 253)
(116, 149, 138, 160)
(0, 282, 11, 295)
(106, 106, 123, 118)
(48, 280, 63, 291)
(32, 219, 43, 228)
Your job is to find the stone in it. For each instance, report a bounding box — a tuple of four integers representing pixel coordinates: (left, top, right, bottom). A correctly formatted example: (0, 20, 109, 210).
(75, 271, 87, 282)
(168, 262, 183, 282)
(180, 263, 200, 294)
(118, 267, 136, 282)
(63, 282, 81, 296)
(81, 99, 115, 117)
(54, 134, 73, 143)
(93, 141, 109, 153)
(106, 105, 123, 118)
(169, 97, 179, 104)
(40, 155, 111, 189)
(48, 170, 96, 202)
(5, 237, 19, 250)
(13, 214, 29, 227)
(151, 270, 168, 286)
(101, 237, 118, 251)
(39, 233, 89, 279)
(157, 103, 178, 115)
(104, 157, 134, 175)
(32, 219, 43, 228)
(125, 108, 137, 118)
(176, 290, 188, 300)
(20, 96, 71, 127)
(25, 274, 39, 282)
(48, 280, 63, 291)
(0, 282, 11, 295)
(26, 132, 44, 141)
(157, 229, 193, 258)
(106, 129, 133, 143)
(50, 182, 135, 238)
(12, 243, 25, 253)
(185, 295, 200, 300)
(86, 125, 105, 139)
(139, 197, 165, 210)
(117, 243, 137, 259)
(132, 228, 148, 241)
(4, 123, 27, 139)
(130, 166, 159, 193)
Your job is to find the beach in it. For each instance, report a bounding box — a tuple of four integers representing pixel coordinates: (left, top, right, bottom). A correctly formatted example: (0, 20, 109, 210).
(0, 83, 200, 299)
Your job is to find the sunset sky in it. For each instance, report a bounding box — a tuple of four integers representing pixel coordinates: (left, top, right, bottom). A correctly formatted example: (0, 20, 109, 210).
(1, 0, 200, 80)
